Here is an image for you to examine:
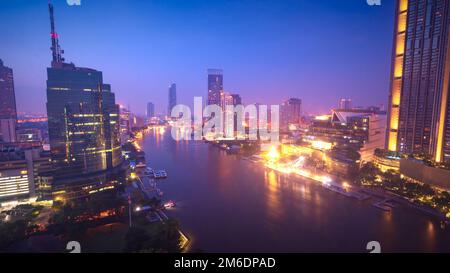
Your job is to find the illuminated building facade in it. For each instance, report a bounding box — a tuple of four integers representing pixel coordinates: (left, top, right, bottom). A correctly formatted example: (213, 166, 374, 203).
(0, 163, 29, 202)
(46, 67, 122, 180)
(220, 92, 234, 110)
(280, 98, 302, 131)
(16, 128, 43, 143)
(0, 146, 52, 202)
(119, 106, 131, 144)
(207, 69, 223, 106)
(220, 93, 242, 136)
(387, 0, 450, 163)
(308, 108, 387, 161)
(44, 3, 124, 196)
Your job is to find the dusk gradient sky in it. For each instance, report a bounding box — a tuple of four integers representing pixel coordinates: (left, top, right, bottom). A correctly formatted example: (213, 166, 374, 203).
(0, 0, 395, 116)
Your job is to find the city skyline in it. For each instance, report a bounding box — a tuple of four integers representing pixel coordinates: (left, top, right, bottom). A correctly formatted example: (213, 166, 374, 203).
(1, 0, 394, 116)
(1, 0, 450, 256)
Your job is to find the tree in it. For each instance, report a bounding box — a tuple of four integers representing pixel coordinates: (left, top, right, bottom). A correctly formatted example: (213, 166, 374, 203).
(0, 220, 28, 251)
(124, 226, 153, 252)
(358, 162, 379, 185)
(162, 218, 181, 253)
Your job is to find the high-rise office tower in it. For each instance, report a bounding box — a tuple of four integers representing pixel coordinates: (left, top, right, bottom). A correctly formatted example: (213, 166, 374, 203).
(221, 92, 233, 110)
(338, 98, 352, 110)
(281, 98, 302, 130)
(168, 84, 177, 116)
(207, 69, 223, 106)
(119, 106, 131, 144)
(220, 93, 242, 108)
(147, 102, 155, 118)
(386, 0, 450, 163)
(0, 59, 17, 120)
(45, 3, 122, 187)
(0, 60, 18, 143)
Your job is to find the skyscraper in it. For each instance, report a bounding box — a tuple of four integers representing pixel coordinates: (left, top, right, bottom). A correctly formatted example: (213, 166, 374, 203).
(47, 68, 122, 176)
(119, 106, 131, 144)
(386, 0, 450, 163)
(0, 59, 17, 120)
(147, 102, 155, 118)
(0, 60, 18, 143)
(207, 69, 223, 106)
(220, 92, 233, 110)
(168, 84, 177, 116)
(45, 3, 123, 192)
(280, 98, 302, 130)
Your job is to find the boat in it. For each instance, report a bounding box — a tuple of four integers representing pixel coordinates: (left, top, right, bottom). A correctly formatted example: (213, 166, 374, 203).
(136, 162, 147, 169)
(153, 170, 168, 179)
(164, 200, 176, 209)
(144, 167, 154, 176)
(373, 203, 392, 212)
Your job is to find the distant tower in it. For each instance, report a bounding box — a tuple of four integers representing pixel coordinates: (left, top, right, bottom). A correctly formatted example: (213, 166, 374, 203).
(147, 102, 155, 118)
(280, 98, 302, 130)
(168, 84, 177, 116)
(0, 59, 17, 120)
(0, 59, 17, 143)
(207, 69, 223, 106)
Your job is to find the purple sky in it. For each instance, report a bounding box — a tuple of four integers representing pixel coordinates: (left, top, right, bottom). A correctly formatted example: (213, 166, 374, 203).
(0, 0, 395, 116)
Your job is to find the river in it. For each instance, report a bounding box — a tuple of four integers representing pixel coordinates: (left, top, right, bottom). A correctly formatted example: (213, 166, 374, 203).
(140, 128, 450, 253)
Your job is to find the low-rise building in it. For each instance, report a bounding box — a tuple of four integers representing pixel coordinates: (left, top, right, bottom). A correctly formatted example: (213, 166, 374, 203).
(0, 145, 52, 205)
(307, 108, 386, 163)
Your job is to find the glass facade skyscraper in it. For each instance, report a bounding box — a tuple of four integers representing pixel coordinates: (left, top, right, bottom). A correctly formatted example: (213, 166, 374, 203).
(46, 66, 122, 181)
(0, 60, 18, 143)
(207, 69, 223, 106)
(387, 0, 450, 162)
(280, 98, 302, 130)
(147, 102, 155, 118)
(168, 84, 177, 116)
(45, 3, 123, 193)
(0, 59, 17, 120)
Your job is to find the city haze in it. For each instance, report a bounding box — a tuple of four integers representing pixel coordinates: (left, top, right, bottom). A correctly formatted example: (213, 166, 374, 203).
(1, 0, 394, 115)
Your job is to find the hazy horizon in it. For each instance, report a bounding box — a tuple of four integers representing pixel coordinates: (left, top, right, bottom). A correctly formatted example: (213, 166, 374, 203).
(1, 0, 395, 116)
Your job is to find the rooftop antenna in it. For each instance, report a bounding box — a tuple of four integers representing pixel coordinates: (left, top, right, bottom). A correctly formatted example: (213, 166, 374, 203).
(49, 0, 65, 67)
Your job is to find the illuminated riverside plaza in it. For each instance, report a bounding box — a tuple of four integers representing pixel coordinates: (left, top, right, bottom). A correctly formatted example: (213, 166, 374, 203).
(0, 0, 449, 260)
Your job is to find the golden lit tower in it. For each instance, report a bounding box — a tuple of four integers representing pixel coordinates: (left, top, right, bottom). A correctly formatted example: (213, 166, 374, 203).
(386, 0, 450, 162)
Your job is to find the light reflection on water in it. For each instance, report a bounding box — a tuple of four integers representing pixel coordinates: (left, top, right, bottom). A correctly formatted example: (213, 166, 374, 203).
(138, 130, 450, 253)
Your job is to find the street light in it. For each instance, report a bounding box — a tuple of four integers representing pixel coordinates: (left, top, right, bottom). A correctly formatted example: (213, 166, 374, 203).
(267, 146, 280, 161)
